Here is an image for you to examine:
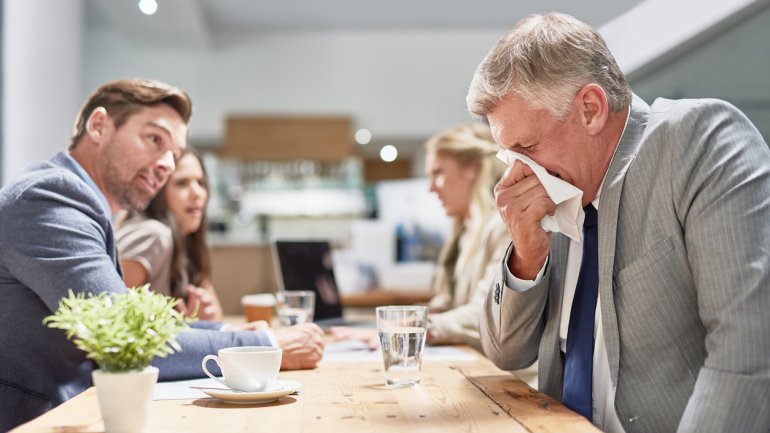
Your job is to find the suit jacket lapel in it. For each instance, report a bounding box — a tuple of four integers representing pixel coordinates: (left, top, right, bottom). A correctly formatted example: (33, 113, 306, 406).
(51, 152, 123, 277)
(541, 233, 571, 398)
(597, 94, 650, 386)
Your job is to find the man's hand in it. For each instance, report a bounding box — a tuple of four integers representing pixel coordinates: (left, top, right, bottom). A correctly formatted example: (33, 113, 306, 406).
(329, 326, 379, 350)
(273, 323, 325, 370)
(226, 320, 271, 332)
(495, 160, 556, 280)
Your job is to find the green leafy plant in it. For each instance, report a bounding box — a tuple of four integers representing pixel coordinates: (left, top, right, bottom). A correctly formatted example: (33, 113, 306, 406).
(44, 285, 193, 372)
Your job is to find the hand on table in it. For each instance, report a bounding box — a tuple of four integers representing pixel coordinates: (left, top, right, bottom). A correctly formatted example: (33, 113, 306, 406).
(329, 326, 379, 350)
(273, 323, 325, 370)
(226, 320, 271, 332)
(495, 160, 556, 280)
(179, 285, 223, 321)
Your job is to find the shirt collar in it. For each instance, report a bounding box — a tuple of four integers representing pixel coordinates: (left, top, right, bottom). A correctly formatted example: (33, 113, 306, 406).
(63, 153, 112, 217)
(593, 107, 631, 209)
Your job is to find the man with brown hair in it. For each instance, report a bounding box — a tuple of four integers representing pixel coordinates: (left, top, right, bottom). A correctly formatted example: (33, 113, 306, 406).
(0, 78, 324, 430)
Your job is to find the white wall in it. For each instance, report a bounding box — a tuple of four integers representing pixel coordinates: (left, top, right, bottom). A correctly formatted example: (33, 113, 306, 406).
(82, 28, 506, 144)
(2, 0, 83, 183)
(599, 0, 770, 140)
(631, 5, 770, 140)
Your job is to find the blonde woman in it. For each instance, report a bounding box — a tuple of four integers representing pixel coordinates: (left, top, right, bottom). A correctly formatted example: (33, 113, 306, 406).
(422, 123, 508, 350)
(333, 124, 536, 384)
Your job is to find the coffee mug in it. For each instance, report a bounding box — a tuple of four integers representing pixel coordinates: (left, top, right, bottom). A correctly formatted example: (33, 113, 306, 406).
(201, 346, 282, 392)
(242, 293, 276, 323)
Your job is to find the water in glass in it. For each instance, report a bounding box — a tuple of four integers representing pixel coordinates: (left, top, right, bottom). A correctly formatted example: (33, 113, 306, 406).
(278, 307, 311, 326)
(379, 326, 426, 386)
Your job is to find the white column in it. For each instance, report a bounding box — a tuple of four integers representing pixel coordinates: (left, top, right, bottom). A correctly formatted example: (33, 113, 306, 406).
(2, 0, 83, 184)
(600, 0, 767, 78)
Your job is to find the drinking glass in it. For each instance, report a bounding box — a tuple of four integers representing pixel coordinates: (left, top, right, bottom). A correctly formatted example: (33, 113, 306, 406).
(276, 291, 315, 326)
(376, 305, 428, 387)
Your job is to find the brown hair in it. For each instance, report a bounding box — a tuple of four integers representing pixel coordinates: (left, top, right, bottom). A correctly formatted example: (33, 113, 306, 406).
(467, 13, 630, 119)
(142, 148, 211, 299)
(70, 78, 192, 149)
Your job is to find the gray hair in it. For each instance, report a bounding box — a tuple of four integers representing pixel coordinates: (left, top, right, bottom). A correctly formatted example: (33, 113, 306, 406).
(467, 13, 631, 118)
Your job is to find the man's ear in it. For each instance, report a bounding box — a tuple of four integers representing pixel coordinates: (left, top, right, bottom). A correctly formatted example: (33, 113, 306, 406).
(85, 107, 110, 144)
(575, 84, 609, 136)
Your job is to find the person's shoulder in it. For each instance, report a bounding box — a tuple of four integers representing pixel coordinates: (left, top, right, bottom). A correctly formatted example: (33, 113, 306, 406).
(480, 211, 509, 250)
(0, 159, 96, 214)
(649, 97, 763, 147)
(120, 214, 170, 232)
(0, 159, 109, 246)
(117, 215, 173, 244)
(4, 159, 79, 193)
(649, 97, 747, 124)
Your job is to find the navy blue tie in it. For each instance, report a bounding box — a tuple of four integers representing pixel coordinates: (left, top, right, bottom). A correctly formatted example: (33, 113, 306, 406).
(563, 204, 598, 420)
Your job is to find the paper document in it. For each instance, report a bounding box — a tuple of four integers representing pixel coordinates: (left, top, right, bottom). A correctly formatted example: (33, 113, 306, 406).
(153, 377, 221, 400)
(323, 340, 477, 362)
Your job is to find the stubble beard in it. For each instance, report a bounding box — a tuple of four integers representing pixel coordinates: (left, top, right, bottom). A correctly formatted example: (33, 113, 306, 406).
(103, 168, 154, 211)
(101, 149, 156, 211)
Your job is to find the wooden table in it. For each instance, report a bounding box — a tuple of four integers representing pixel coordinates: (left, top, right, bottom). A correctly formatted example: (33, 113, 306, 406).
(12, 348, 599, 433)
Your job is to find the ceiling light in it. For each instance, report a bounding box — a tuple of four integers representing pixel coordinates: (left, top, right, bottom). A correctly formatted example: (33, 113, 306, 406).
(354, 128, 372, 145)
(380, 145, 398, 162)
(138, 0, 158, 15)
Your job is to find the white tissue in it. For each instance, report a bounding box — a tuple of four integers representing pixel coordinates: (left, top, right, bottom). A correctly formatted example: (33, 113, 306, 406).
(496, 149, 584, 242)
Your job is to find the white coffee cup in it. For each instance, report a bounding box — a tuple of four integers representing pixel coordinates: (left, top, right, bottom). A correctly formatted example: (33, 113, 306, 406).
(201, 346, 282, 392)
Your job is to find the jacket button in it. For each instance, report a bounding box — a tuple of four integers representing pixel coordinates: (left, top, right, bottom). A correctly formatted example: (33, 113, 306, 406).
(494, 284, 501, 304)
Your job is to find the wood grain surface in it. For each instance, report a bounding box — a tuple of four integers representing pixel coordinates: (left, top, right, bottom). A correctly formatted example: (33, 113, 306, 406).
(13, 349, 599, 433)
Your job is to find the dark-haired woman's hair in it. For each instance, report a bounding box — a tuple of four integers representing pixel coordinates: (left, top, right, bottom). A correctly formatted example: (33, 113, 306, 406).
(142, 148, 211, 299)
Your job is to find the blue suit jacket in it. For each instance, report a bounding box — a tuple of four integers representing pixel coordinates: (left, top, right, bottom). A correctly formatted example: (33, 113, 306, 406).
(0, 152, 271, 431)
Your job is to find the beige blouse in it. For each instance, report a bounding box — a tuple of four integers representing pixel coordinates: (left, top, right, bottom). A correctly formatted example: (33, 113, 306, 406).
(115, 215, 174, 296)
(427, 213, 509, 351)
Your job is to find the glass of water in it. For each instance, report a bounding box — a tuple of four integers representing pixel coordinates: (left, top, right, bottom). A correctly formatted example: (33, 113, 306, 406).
(376, 305, 428, 387)
(276, 291, 315, 326)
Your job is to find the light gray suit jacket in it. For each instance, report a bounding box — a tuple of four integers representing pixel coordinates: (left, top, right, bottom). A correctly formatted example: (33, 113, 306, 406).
(480, 95, 770, 433)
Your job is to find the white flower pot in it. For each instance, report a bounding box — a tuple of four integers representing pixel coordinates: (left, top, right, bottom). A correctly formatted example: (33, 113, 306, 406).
(92, 366, 159, 433)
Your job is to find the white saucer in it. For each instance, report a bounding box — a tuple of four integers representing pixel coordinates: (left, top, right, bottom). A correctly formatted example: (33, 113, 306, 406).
(195, 379, 302, 404)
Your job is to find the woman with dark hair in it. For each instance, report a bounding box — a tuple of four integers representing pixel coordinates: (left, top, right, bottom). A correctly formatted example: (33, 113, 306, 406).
(116, 149, 223, 320)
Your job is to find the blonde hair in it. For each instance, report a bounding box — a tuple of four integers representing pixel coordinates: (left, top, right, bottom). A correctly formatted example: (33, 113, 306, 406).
(425, 123, 504, 272)
(467, 12, 631, 119)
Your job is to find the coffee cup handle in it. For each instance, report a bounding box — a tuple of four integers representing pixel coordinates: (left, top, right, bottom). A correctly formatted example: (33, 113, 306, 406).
(201, 355, 229, 388)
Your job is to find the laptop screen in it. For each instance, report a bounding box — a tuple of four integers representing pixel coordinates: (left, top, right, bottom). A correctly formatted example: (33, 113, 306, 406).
(272, 240, 343, 322)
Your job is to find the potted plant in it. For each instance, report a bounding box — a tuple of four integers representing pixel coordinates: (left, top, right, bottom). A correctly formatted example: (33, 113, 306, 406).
(44, 285, 192, 433)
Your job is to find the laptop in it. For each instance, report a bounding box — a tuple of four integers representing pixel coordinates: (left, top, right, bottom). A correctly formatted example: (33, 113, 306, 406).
(271, 239, 373, 328)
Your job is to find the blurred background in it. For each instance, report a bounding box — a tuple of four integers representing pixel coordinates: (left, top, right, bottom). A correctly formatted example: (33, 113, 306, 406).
(2, 0, 769, 313)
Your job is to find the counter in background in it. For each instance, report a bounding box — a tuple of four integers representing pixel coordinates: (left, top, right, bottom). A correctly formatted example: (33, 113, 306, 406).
(210, 242, 433, 317)
(340, 290, 432, 308)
